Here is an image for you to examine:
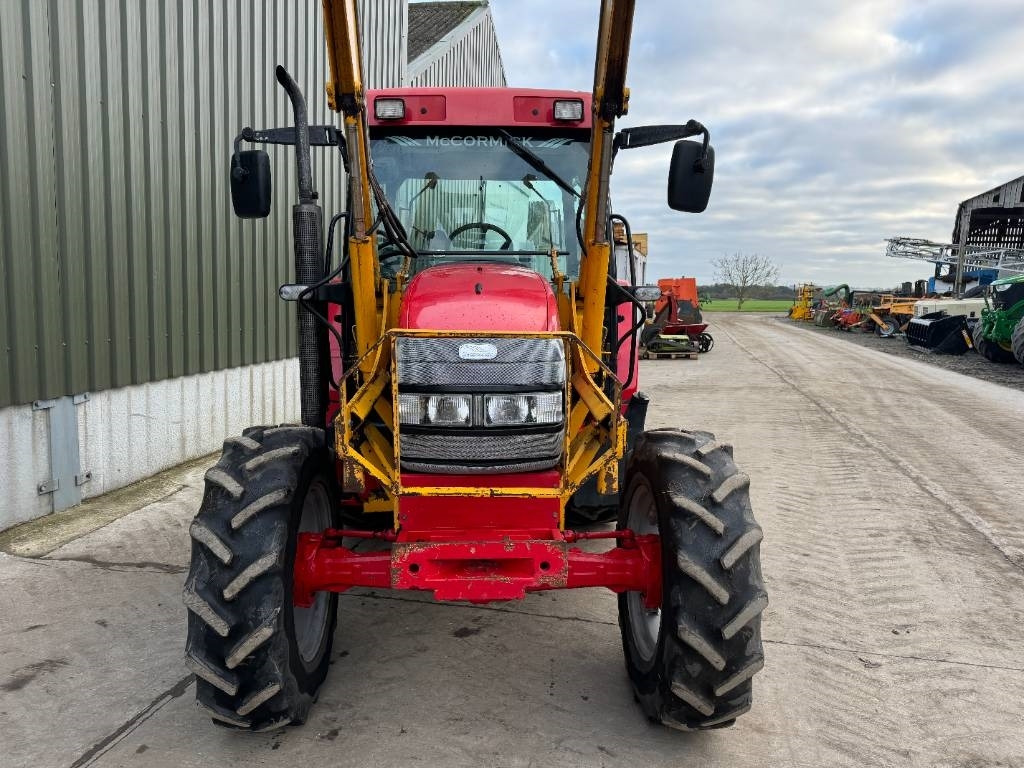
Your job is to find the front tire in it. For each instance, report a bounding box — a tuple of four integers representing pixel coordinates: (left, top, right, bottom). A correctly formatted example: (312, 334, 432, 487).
(876, 317, 899, 337)
(618, 429, 767, 730)
(973, 321, 1015, 363)
(1011, 316, 1024, 366)
(183, 425, 338, 731)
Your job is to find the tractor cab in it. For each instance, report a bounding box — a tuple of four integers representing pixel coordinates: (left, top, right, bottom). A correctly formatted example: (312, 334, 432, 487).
(989, 273, 1024, 310)
(366, 89, 591, 283)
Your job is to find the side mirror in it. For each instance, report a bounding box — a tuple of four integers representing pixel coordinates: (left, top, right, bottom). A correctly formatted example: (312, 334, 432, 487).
(667, 140, 714, 213)
(230, 150, 272, 218)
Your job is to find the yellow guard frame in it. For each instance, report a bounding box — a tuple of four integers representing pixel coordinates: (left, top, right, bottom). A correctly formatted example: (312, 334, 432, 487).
(320, 0, 637, 527)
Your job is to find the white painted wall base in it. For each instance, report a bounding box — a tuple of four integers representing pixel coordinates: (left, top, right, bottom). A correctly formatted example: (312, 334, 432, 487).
(0, 359, 300, 531)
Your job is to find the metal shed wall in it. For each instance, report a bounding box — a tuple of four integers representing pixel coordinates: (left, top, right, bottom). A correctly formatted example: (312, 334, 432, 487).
(363, 0, 409, 89)
(407, 5, 506, 88)
(0, 0, 412, 526)
(0, 0, 408, 411)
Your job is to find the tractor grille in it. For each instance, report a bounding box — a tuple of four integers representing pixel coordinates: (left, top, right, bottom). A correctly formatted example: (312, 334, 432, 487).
(400, 431, 563, 474)
(396, 337, 565, 388)
(395, 336, 567, 474)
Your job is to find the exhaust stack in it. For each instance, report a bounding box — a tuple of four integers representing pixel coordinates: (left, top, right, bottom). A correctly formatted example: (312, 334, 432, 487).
(276, 65, 327, 429)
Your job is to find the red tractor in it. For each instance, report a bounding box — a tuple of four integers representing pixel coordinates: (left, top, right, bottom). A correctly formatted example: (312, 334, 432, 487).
(184, 0, 766, 733)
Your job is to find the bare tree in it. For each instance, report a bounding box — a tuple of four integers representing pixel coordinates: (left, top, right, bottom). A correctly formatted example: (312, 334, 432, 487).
(712, 252, 780, 309)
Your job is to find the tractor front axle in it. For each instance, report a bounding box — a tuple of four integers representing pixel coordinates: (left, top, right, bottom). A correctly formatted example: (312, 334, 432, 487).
(293, 528, 661, 608)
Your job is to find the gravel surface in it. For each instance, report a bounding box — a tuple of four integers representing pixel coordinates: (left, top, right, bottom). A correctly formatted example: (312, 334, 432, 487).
(784, 314, 1024, 392)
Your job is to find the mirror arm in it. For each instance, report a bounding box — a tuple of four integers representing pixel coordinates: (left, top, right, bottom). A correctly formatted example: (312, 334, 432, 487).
(229, 123, 344, 186)
(239, 125, 342, 149)
(230, 132, 248, 182)
(613, 120, 710, 166)
(692, 126, 711, 172)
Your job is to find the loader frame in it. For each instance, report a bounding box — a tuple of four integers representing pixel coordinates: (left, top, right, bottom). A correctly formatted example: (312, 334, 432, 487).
(320, 0, 636, 525)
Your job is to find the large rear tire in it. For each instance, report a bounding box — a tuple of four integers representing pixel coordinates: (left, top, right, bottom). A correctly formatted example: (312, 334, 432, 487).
(972, 321, 1015, 363)
(618, 429, 767, 730)
(183, 425, 338, 731)
(1011, 317, 1024, 366)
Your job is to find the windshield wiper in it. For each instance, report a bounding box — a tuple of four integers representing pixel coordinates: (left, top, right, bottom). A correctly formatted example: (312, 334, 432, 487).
(496, 129, 581, 200)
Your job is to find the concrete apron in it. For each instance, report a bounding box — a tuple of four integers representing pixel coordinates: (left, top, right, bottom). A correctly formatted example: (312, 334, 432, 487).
(2, 314, 1024, 767)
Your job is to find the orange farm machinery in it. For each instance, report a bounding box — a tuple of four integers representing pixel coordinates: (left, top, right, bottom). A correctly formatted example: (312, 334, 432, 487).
(641, 277, 713, 354)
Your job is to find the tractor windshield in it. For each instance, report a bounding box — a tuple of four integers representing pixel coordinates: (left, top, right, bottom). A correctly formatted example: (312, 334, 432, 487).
(369, 128, 589, 280)
(991, 276, 1024, 310)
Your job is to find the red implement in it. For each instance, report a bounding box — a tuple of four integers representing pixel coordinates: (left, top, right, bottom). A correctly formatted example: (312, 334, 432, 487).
(661, 322, 708, 336)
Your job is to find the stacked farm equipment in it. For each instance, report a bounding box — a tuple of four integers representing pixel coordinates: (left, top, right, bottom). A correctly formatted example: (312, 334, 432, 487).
(823, 290, 914, 337)
(184, 0, 766, 735)
(788, 283, 818, 321)
(798, 281, 990, 357)
(817, 284, 857, 328)
(784, 271, 999, 361)
(640, 277, 710, 358)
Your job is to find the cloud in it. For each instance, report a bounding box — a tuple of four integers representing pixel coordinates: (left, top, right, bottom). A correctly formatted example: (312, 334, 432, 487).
(488, 0, 1024, 287)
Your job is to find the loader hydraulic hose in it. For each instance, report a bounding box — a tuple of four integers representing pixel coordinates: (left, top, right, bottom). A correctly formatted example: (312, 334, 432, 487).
(608, 213, 644, 395)
(276, 65, 328, 429)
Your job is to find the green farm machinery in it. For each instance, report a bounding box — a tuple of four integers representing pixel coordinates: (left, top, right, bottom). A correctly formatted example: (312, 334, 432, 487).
(973, 274, 1024, 365)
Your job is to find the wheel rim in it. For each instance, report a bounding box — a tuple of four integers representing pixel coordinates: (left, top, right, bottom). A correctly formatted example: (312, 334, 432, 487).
(294, 478, 332, 665)
(626, 482, 661, 665)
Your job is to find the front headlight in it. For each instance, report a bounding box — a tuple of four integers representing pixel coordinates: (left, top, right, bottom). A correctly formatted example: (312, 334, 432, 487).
(397, 392, 563, 427)
(398, 393, 473, 426)
(484, 392, 562, 426)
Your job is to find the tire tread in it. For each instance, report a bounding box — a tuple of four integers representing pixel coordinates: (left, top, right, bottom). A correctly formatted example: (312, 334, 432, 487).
(618, 428, 767, 730)
(183, 425, 336, 731)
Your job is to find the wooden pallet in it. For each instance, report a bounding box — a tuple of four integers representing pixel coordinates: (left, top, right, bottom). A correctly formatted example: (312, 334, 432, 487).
(642, 350, 698, 360)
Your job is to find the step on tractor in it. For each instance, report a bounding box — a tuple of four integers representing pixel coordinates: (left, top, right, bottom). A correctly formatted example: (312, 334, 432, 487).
(973, 274, 1024, 365)
(184, 0, 767, 733)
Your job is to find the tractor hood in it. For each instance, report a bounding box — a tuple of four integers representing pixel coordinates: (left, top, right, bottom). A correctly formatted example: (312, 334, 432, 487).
(992, 274, 1024, 287)
(399, 263, 561, 332)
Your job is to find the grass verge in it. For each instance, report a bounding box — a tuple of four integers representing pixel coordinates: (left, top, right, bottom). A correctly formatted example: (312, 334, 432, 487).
(701, 299, 793, 312)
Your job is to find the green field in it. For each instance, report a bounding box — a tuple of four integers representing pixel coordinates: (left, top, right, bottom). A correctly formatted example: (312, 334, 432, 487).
(701, 299, 793, 313)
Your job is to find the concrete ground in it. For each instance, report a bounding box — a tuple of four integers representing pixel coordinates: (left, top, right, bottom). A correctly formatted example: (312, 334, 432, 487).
(793, 317, 1024, 393)
(2, 313, 1023, 768)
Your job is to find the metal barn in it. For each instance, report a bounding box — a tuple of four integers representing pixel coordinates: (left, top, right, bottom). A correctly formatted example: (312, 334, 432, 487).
(0, 0, 505, 528)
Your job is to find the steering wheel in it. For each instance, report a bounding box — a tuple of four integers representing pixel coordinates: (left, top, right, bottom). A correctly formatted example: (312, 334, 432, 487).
(449, 222, 514, 250)
(377, 241, 409, 278)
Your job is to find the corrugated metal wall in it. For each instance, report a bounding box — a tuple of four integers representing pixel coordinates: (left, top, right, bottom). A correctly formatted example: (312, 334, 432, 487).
(408, 7, 506, 88)
(0, 0, 406, 409)
(362, 0, 408, 89)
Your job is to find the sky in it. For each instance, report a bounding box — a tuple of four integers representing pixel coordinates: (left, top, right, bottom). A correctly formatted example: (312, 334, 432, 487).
(487, 0, 1024, 288)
